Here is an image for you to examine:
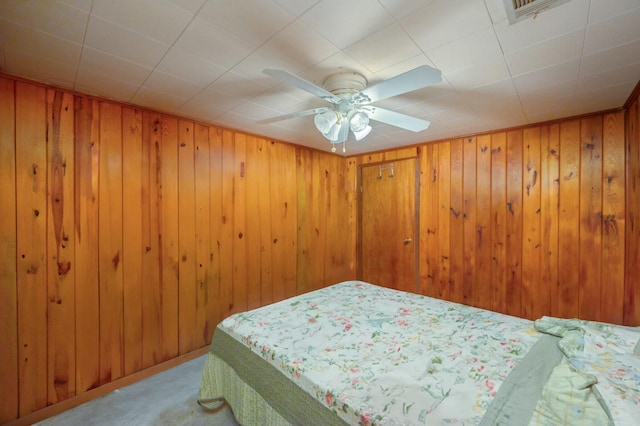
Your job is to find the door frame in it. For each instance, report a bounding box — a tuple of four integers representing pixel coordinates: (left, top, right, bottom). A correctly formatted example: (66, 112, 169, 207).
(356, 157, 420, 292)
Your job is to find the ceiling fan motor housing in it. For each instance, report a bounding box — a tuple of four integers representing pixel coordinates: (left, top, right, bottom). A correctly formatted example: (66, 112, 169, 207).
(322, 71, 367, 97)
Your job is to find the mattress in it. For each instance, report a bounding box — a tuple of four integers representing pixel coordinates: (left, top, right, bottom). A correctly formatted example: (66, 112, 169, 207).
(198, 281, 639, 425)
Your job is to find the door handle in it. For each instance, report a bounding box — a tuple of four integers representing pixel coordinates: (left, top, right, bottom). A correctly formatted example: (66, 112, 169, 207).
(403, 237, 412, 245)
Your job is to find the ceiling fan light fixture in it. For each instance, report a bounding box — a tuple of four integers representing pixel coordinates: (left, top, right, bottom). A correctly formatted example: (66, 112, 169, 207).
(353, 125, 372, 141)
(349, 111, 369, 132)
(324, 123, 341, 141)
(314, 110, 339, 134)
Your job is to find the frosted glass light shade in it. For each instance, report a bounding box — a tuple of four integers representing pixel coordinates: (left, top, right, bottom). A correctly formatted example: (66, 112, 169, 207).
(349, 111, 369, 132)
(314, 110, 339, 134)
(353, 125, 372, 141)
(324, 123, 341, 141)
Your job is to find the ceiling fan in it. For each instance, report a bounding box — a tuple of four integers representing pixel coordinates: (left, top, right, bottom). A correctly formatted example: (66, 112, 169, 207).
(258, 65, 442, 153)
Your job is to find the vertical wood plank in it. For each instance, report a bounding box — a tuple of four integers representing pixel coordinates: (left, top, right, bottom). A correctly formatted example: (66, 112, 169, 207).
(490, 132, 507, 314)
(0, 77, 18, 423)
(296, 149, 326, 293)
(558, 119, 581, 319)
(541, 124, 560, 319)
(159, 117, 179, 360)
(449, 139, 464, 304)
(74, 96, 100, 393)
(325, 153, 352, 286)
(141, 112, 163, 367)
(256, 137, 273, 305)
(462, 137, 477, 307)
(522, 127, 543, 319)
(245, 135, 263, 309)
(98, 101, 124, 385)
(505, 130, 523, 317)
(233, 133, 248, 311)
(219, 130, 235, 318)
(476, 135, 492, 311)
(122, 108, 143, 375)
(46, 89, 76, 403)
(15, 82, 48, 416)
(601, 111, 625, 324)
(419, 143, 439, 297)
(579, 116, 603, 321)
(194, 123, 212, 347)
(208, 127, 223, 331)
(178, 120, 196, 354)
(626, 98, 640, 325)
(437, 143, 451, 299)
(270, 142, 297, 301)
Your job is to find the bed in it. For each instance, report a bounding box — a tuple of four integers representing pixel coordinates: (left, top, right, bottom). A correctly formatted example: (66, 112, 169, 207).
(197, 280, 640, 425)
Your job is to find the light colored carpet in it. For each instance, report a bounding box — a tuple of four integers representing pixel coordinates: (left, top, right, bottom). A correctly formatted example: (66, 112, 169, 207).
(36, 355, 240, 426)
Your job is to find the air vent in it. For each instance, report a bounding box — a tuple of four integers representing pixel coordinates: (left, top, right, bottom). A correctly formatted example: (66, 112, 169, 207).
(503, 0, 570, 24)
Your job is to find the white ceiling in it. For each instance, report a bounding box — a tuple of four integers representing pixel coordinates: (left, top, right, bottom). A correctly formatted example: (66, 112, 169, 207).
(1, 0, 639, 155)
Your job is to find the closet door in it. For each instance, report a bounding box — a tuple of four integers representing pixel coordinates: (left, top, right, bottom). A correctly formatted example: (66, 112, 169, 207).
(359, 158, 418, 293)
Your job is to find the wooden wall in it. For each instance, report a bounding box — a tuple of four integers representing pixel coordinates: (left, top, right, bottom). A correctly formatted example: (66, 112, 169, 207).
(0, 76, 355, 423)
(353, 106, 639, 327)
(626, 87, 640, 325)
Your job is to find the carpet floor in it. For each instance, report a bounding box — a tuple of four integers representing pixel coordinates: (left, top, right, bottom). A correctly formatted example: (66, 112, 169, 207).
(36, 355, 240, 425)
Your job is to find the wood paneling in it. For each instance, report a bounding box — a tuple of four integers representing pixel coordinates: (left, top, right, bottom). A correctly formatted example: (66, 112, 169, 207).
(2, 77, 355, 423)
(2, 73, 638, 424)
(360, 110, 633, 326)
(626, 96, 640, 325)
(46, 89, 76, 404)
(16, 82, 48, 416)
(0, 77, 18, 424)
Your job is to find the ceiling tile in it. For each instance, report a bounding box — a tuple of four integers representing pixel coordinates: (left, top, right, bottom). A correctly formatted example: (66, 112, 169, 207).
(494, 0, 589, 54)
(91, 0, 193, 45)
(3, 47, 77, 89)
(143, 69, 205, 100)
(173, 17, 254, 69)
(301, 0, 394, 49)
(401, 0, 493, 51)
(511, 59, 581, 94)
(207, 71, 268, 101)
(0, 1, 89, 43)
(345, 23, 422, 73)
(578, 62, 640, 92)
(155, 47, 226, 87)
(574, 80, 636, 114)
(232, 20, 340, 81)
(587, 0, 640, 25)
(84, 15, 169, 68)
(505, 29, 585, 76)
(130, 86, 190, 113)
(197, 0, 294, 48)
(426, 26, 504, 74)
(78, 47, 152, 86)
(445, 57, 511, 90)
(378, 0, 437, 20)
(164, 0, 207, 15)
(273, 0, 321, 17)
(74, 67, 140, 101)
(483, 0, 509, 24)
(580, 39, 640, 76)
(0, 19, 82, 69)
(583, 7, 640, 55)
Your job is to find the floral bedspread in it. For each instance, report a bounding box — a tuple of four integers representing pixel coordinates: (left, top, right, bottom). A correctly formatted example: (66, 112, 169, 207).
(534, 317, 640, 425)
(220, 281, 540, 425)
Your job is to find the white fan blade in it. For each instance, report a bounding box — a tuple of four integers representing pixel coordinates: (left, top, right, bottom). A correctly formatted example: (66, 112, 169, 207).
(358, 65, 441, 104)
(257, 107, 330, 124)
(263, 69, 341, 104)
(367, 107, 431, 132)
